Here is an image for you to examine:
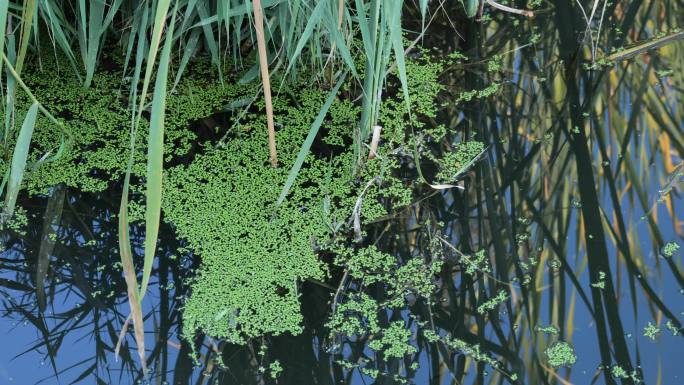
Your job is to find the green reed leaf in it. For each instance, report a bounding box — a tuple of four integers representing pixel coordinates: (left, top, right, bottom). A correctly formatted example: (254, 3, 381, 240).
(2, 102, 39, 221)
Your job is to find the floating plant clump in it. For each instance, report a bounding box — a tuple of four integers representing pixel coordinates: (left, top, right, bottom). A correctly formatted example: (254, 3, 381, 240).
(164, 53, 469, 343)
(544, 341, 578, 368)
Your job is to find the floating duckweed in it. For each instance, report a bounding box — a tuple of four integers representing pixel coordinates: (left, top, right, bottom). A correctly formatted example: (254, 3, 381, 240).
(661, 241, 679, 258)
(443, 336, 498, 367)
(477, 290, 509, 315)
(461, 249, 491, 275)
(611, 365, 629, 379)
(544, 341, 577, 368)
(368, 321, 417, 359)
(0, 206, 29, 234)
(422, 329, 440, 343)
(643, 322, 661, 341)
(335, 245, 396, 284)
(487, 54, 503, 72)
(326, 293, 381, 336)
(3, 54, 253, 197)
(455, 83, 501, 103)
(546, 258, 562, 272)
(665, 320, 680, 336)
(360, 367, 379, 379)
(434, 141, 486, 183)
(591, 271, 606, 289)
(535, 325, 559, 335)
(269, 361, 283, 379)
(388, 257, 443, 306)
(422, 329, 499, 367)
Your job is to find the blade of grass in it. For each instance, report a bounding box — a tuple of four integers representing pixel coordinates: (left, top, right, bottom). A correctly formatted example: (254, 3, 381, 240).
(171, 29, 200, 92)
(15, 0, 36, 75)
(116, 0, 174, 373)
(133, 0, 171, 129)
(117, 169, 146, 371)
(253, 0, 278, 167)
(39, 0, 83, 81)
(283, 0, 327, 77)
(387, 0, 411, 116)
(83, 0, 104, 87)
(139, 3, 177, 298)
(0, 0, 9, 77)
(1, 102, 38, 221)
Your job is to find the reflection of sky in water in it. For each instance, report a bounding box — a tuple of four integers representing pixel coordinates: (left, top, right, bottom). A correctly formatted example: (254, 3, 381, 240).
(0, 263, 187, 384)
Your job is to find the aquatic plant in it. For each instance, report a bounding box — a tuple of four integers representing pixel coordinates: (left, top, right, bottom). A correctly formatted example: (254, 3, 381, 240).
(461, 249, 492, 275)
(368, 321, 417, 359)
(535, 325, 560, 335)
(544, 341, 577, 368)
(163, 94, 346, 343)
(268, 360, 283, 379)
(642, 322, 661, 341)
(661, 241, 680, 258)
(477, 289, 509, 315)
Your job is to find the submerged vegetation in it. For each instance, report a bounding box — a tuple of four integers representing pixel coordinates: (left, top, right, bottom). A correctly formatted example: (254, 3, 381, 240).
(0, 0, 683, 384)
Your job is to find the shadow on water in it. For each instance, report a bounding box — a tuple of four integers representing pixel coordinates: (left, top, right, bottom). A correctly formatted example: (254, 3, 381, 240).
(1, 1, 684, 384)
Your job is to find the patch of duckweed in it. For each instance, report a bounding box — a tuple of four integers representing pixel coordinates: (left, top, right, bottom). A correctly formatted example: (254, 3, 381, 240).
(665, 320, 680, 336)
(2, 54, 257, 198)
(163, 90, 357, 342)
(461, 249, 492, 275)
(611, 365, 643, 383)
(591, 270, 607, 289)
(326, 293, 381, 336)
(661, 241, 679, 258)
(434, 141, 486, 183)
(268, 360, 283, 379)
(368, 320, 417, 359)
(477, 289, 509, 315)
(643, 321, 661, 341)
(544, 341, 577, 368)
(534, 325, 559, 335)
(6, 49, 489, 359)
(334, 245, 396, 285)
(0, 206, 29, 234)
(167, 52, 450, 342)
